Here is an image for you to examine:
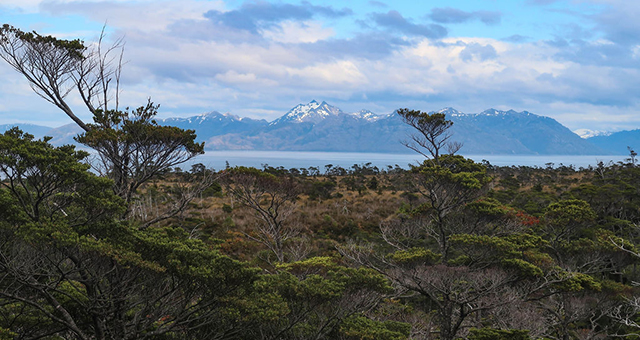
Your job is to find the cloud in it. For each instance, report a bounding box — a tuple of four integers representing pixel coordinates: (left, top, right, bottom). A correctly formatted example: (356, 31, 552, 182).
(554, 39, 638, 68)
(204, 1, 352, 34)
(429, 7, 502, 26)
(300, 33, 410, 60)
(590, 2, 640, 45)
(459, 43, 498, 62)
(371, 10, 447, 39)
(545, 37, 569, 48)
(261, 20, 335, 44)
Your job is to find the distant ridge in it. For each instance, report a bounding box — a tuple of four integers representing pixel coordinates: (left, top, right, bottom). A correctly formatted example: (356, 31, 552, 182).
(2, 101, 637, 155)
(587, 129, 640, 155)
(0, 123, 53, 138)
(201, 101, 609, 155)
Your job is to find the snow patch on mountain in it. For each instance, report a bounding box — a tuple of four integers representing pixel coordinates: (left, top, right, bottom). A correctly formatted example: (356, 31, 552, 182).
(574, 129, 613, 139)
(475, 108, 536, 117)
(436, 107, 463, 116)
(352, 109, 382, 121)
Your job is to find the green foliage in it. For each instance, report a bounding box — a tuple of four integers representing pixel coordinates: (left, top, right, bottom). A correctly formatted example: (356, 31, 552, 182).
(339, 315, 410, 340)
(545, 199, 596, 226)
(228, 257, 395, 339)
(388, 248, 441, 267)
(4, 98, 640, 339)
(367, 176, 379, 190)
(510, 189, 557, 216)
(0, 127, 124, 227)
(201, 180, 223, 197)
(413, 154, 490, 189)
(467, 197, 516, 218)
(0, 327, 17, 340)
(278, 257, 392, 293)
(449, 233, 547, 276)
(307, 180, 337, 200)
(552, 271, 601, 292)
(278, 255, 338, 272)
(223, 281, 290, 324)
(398, 109, 452, 131)
(397, 108, 454, 162)
(1, 24, 85, 56)
(225, 165, 276, 178)
(222, 203, 233, 213)
(501, 258, 543, 277)
(132, 226, 258, 283)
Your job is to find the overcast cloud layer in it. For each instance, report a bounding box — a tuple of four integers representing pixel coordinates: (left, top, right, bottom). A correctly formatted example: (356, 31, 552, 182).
(1, 0, 640, 132)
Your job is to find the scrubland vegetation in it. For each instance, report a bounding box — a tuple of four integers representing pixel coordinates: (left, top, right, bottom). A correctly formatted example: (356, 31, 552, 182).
(2, 24, 640, 340)
(3, 127, 640, 339)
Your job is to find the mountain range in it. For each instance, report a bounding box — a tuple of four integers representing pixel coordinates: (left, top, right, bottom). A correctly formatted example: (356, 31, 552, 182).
(2, 100, 638, 155)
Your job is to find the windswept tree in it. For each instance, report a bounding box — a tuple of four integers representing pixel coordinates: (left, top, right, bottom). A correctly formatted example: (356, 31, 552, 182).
(340, 109, 545, 340)
(0, 25, 205, 222)
(75, 101, 205, 218)
(397, 107, 492, 259)
(397, 108, 462, 165)
(0, 24, 122, 131)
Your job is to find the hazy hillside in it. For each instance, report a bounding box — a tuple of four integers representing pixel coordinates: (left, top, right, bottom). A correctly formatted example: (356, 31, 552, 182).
(205, 102, 607, 155)
(0, 123, 53, 138)
(587, 129, 640, 155)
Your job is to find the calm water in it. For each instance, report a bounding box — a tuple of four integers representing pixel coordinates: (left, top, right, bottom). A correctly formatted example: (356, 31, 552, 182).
(186, 151, 627, 171)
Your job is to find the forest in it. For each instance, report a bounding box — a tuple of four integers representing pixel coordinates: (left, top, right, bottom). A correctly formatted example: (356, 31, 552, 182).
(1, 24, 640, 340)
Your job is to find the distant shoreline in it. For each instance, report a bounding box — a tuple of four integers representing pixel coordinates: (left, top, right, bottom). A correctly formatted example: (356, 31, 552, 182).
(185, 151, 628, 171)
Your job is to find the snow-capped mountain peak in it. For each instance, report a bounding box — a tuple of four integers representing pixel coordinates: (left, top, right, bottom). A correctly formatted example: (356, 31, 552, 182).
(436, 107, 463, 116)
(175, 111, 242, 124)
(480, 108, 502, 116)
(270, 100, 343, 125)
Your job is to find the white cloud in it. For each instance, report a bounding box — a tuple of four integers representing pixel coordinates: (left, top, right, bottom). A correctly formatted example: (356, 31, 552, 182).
(286, 60, 368, 86)
(261, 20, 335, 44)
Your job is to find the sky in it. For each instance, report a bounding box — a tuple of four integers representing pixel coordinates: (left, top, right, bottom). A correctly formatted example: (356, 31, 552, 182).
(1, 0, 639, 133)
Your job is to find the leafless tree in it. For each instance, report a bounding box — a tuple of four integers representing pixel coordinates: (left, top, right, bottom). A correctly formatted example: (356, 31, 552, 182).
(391, 265, 523, 340)
(610, 232, 640, 334)
(536, 293, 618, 340)
(338, 238, 529, 340)
(130, 168, 218, 229)
(221, 167, 302, 263)
(488, 297, 550, 339)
